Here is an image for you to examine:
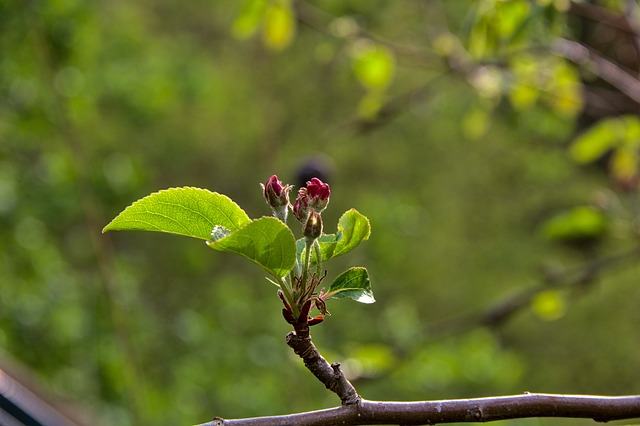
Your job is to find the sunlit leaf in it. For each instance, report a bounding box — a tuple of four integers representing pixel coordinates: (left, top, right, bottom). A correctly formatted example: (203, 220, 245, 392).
(547, 59, 583, 116)
(334, 209, 371, 257)
(570, 119, 621, 164)
(610, 147, 638, 182)
(468, 14, 489, 58)
(621, 115, 640, 147)
(509, 84, 538, 110)
(531, 290, 566, 321)
(495, 0, 531, 40)
(508, 54, 540, 109)
(327, 267, 375, 304)
(508, 55, 582, 116)
(541, 206, 608, 242)
(103, 187, 251, 240)
(296, 208, 371, 266)
(207, 217, 296, 278)
(467, 0, 532, 58)
(262, 1, 296, 51)
(352, 42, 395, 90)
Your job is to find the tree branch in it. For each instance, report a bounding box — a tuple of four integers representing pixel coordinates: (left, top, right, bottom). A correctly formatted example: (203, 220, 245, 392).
(425, 245, 640, 336)
(552, 38, 640, 105)
(200, 393, 640, 426)
(285, 324, 360, 406)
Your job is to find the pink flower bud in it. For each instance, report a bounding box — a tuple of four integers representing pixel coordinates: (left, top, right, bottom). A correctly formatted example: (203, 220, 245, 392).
(261, 175, 291, 222)
(262, 175, 290, 207)
(306, 178, 330, 212)
(292, 178, 331, 223)
(292, 190, 310, 222)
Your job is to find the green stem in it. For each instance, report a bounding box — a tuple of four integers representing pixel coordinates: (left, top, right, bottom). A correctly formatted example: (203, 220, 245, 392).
(301, 238, 314, 294)
(313, 239, 322, 277)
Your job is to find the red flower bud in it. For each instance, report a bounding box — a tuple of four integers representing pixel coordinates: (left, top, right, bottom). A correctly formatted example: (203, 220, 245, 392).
(292, 178, 331, 223)
(306, 178, 330, 212)
(262, 175, 290, 207)
(261, 175, 292, 222)
(292, 190, 310, 222)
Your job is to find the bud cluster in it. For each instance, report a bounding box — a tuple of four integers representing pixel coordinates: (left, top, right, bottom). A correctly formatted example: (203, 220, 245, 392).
(262, 175, 331, 240)
(262, 174, 332, 329)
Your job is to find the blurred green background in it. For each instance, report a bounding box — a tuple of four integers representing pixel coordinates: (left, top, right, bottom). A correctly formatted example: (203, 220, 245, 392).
(2, 0, 640, 425)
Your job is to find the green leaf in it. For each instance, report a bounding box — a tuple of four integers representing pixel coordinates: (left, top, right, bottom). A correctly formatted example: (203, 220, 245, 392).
(262, 0, 295, 51)
(531, 290, 566, 322)
(296, 209, 371, 265)
(541, 206, 608, 242)
(570, 117, 622, 164)
(494, 0, 531, 41)
(610, 147, 638, 182)
(327, 267, 375, 304)
(547, 59, 583, 117)
(352, 43, 395, 90)
(296, 233, 336, 266)
(103, 187, 251, 240)
(333, 209, 371, 258)
(621, 115, 640, 147)
(207, 216, 296, 278)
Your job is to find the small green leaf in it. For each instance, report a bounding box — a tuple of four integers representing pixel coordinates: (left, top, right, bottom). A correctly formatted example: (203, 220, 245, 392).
(621, 115, 640, 147)
(103, 187, 251, 240)
(352, 43, 395, 90)
(333, 209, 371, 258)
(570, 117, 625, 164)
(327, 267, 374, 304)
(610, 147, 638, 182)
(207, 217, 296, 278)
(262, 0, 295, 51)
(297, 209, 371, 265)
(494, 0, 531, 40)
(296, 234, 336, 266)
(541, 206, 608, 242)
(531, 290, 566, 322)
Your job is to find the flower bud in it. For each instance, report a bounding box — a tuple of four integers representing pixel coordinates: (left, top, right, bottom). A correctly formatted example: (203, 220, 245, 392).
(292, 190, 310, 223)
(302, 210, 323, 241)
(261, 175, 291, 222)
(306, 178, 330, 212)
(292, 178, 331, 223)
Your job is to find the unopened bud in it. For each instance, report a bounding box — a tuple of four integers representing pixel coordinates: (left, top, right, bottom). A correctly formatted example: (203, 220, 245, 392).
(292, 178, 331, 223)
(293, 190, 310, 222)
(261, 175, 291, 222)
(305, 177, 330, 212)
(303, 210, 323, 241)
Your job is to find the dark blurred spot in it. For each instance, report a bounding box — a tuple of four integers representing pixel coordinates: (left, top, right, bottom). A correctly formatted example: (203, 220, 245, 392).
(295, 156, 334, 188)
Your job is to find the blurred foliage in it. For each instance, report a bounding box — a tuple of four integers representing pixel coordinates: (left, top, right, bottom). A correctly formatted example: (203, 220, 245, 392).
(1, 0, 640, 425)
